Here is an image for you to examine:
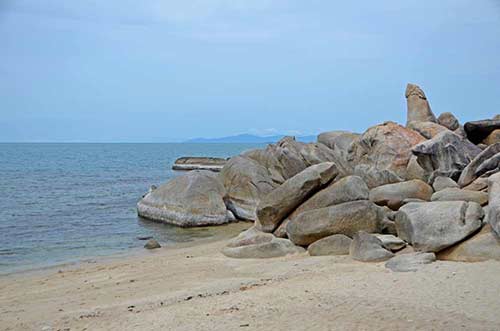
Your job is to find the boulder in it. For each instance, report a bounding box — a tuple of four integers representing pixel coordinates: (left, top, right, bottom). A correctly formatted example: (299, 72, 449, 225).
(353, 164, 404, 189)
(307, 234, 352, 256)
(137, 171, 230, 227)
(299, 142, 353, 177)
(405, 155, 429, 182)
(463, 177, 489, 192)
(369, 180, 433, 210)
(408, 121, 450, 139)
(432, 176, 459, 191)
(438, 225, 500, 262)
(373, 234, 407, 251)
(172, 157, 227, 172)
(405, 83, 437, 125)
(347, 121, 425, 178)
(220, 156, 277, 221)
(349, 231, 394, 262)
(487, 172, 500, 238)
(457, 143, 500, 187)
(144, 239, 161, 249)
(464, 118, 500, 144)
(257, 162, 338, 233)
(317, 131, 360, 154)
(226, 227, 274, 248)
(286, 200, 384, 246)
(482, 129, 500, 145)
(385, 252, 436, 272)
(412, 131, 481, 181)
(437, 112, 460, 131)
(431, 188, 488, 206)
(222, 237, 305, 259)
(395, 201, 483, 252)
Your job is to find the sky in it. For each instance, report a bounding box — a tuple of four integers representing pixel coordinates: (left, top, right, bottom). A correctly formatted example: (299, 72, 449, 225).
(1, 0, 500, 142)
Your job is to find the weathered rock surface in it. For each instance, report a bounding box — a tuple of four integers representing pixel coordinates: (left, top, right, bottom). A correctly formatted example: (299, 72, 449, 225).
(437, 112, 460, 131)
(307, 234, 352, 256)
(137, 171, 230, 227)
(226, 227, 274, 248)
(458, 143, 500, 187)
(222, 237, 305, 259)
(487, 172, 500, 238)
(353, 164, 404, 189)
(408, 121, 450, 139)
(257, 162, 338, 233)
(438, 225, 500, 262)
(431, 188, 488, 206)
(348, 122, 425, 178)
(395, 201, 483, 252)
(172, 157, 227, 172)
(405, 155, 429, 182)
(482, 129, 500, 145)
(317, 131, 359, 155)
(463, 177, 489, 192)
(349, 231, 394, 262)
(286, 200, 384, 246)
(220, 156, 277, 221)
(432, 176, 459, 191)
(144, 239, 161, 249)
(412, 131, 481, 181)
(369, 180, 433, 210)
(385, 252, 436, 272)
(405, 83, 437, 125)
(373, 234, 407, 251)
(464, 118, 500, 144)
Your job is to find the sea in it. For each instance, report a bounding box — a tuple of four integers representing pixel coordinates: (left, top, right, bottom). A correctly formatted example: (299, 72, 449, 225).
(0, 143, 262, 275)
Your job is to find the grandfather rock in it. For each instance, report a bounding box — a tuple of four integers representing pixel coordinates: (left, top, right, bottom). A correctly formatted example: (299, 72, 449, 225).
(257, 162, 338, 233)
(369, 180, 433, 210)
(458, 143, 500, 187)
(349, 231, 394, 262)
(395, 201, 483, 252)
(432, 176, 459, 191)
(438, 225, 500, 262)
(308, 234, 352, 256)
(464, 118, 500, 144)
(405, 83, 437, 125)
(431, 188, 488, 206)
(385, 252, 436, 272)
(437, 112, 460, 131)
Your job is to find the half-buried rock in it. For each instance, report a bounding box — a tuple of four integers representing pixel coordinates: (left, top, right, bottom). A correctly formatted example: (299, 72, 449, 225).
(349, 231, 394, 262)
(307, 234, 352, 256)
(438, 225, 500, 262)
(395, 201, 483, 252)
(286, 200, 384, 246)
(257, 162, 338, 233)
(369, 179, 433, 210)
(385, 252, 436, 272)
(431, 188, 488, 206)
(137, 170, 232, 227)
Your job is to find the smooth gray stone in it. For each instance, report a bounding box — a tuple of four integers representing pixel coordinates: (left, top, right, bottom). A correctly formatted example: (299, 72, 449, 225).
(458, 143, 500, 187)
(369, 179, 433, 210)
(144, 239, 161, 249)
(432, 176, 459, 191)
(437, 112, 460, 131)
(353, 164, 404, 189)
(373, 234, 407, 251)
(226, 227, 274, 248)
(308, 234, 352, 256)
(431, 188, 488, 206)
(317, 130, 360, 154)
(438, 225, 500, 262)
(350, 231, 394, 262)
(405, 83, 437, 125)
(385, 252, 436, 272)
(408, 121, 450, 139)
(222, 237, 305, 259)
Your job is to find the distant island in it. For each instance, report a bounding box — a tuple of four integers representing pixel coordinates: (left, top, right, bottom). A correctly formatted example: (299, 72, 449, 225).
(185, 133, 317, 144)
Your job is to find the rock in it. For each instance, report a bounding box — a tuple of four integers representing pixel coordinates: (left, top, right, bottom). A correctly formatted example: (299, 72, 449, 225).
(137, 236, 153, 240)
(432, 176, 459, 191)
(144, 239, 161, 249)
(395, 201, 483, 252)
(405, 155, 429, 182)
(226, 227, 274, 248)
(369, 180, 433, 210)
(172, 157, 227, 172)
(222, 237, 305, 259)
(437, 112, 460, 131)
(257, 162, 338, 233)
(137, 171, 230, 227)
(487, 172, 500, 238)
(464, 118, 500, 144)
(385, 252, 436, 272)
(475, 152, 500, 178)
(220, 156, 277, 221)
(307, 234, 352, 256)
(349, 231, 394, 262)
(482, 129, 500, 145)
(405, 83, 437, 125)
(353, 164, 404, 189)
(286, 200, 384, 246)
(408, 121, 450, 139)
(348, 122, 425, 178)
(431, 188, 488, 206)
(438, 225, 500, 262)
(317, 131, 359, 156)
(373, 234, 407, 251)
(275, 176, 369, 238)
(457, 143, 500, 187)
(463, 177, 489, 192)
(299, 142, 353, 177)
(412, 131, 481, 181)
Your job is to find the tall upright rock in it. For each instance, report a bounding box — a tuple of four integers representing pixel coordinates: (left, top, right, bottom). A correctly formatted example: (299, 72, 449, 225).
(405, 83, 437, 126)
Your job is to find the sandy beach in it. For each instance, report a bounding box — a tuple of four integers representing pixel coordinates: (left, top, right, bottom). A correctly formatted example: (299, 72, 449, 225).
(1, 224, 500, 331)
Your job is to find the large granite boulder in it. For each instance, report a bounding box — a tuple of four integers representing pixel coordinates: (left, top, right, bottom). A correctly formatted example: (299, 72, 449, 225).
(407, 121, 450, 139)
(438, 225, 500, 262)
(286, 200, 384, 246)
(437, 112, 460, 131)
(349, 231, 394, 262)
(347, 121, 425, 178)
(137, 171, 231, 227)
(395, 201, 483, 252)
(405, 155, 429, 182)
(257, 162, 338, 233)
(220, 156, 277, 221)
(464, 118, 500, 144)
(369, 180, 433, 210)
(431, 188, 488, 206)
(457, 143, 500, 187)
(317, 131, 359, 155)
(432, 176, 459, 191)
(307, 234, 352, 256)
(405, 83, 437, 125)
(299, 142, 353, 177)
(353, 164, 404, 189)
(482, 129, 500, 145)
(385, 252, 436, 272)
(412, 131, 481, 181)
(487, 172, 500, 238)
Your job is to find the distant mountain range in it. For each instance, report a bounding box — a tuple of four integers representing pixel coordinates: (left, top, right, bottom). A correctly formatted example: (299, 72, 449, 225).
(186, 134, 317, 144)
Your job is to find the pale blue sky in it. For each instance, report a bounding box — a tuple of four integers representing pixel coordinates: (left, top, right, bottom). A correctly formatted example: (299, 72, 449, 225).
(1, 0, 499, 142)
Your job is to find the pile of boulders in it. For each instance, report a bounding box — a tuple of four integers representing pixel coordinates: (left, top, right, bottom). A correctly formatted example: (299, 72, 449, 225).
(137, 83, 500, 269)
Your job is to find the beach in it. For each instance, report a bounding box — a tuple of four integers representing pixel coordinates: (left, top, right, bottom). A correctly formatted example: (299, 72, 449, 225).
(2, 230, 500, 331)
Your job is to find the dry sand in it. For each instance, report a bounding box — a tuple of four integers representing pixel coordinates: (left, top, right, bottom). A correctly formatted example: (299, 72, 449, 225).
(1, 225, 500, 331)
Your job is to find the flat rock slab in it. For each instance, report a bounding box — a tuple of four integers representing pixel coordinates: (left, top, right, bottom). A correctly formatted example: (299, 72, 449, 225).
(172, 157, 227, 172)
(373, 234, 407, 251)
(369, 179, 433, 210)
(307, 234, 352, 256)
(458, 143, 500, 187)
(431, 188, 488, 206)
(222, 237, 305, 259)
(385, 252, 436, 272)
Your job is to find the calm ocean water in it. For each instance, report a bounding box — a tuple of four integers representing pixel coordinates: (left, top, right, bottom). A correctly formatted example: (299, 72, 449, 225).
(0, 143, 261, 274)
